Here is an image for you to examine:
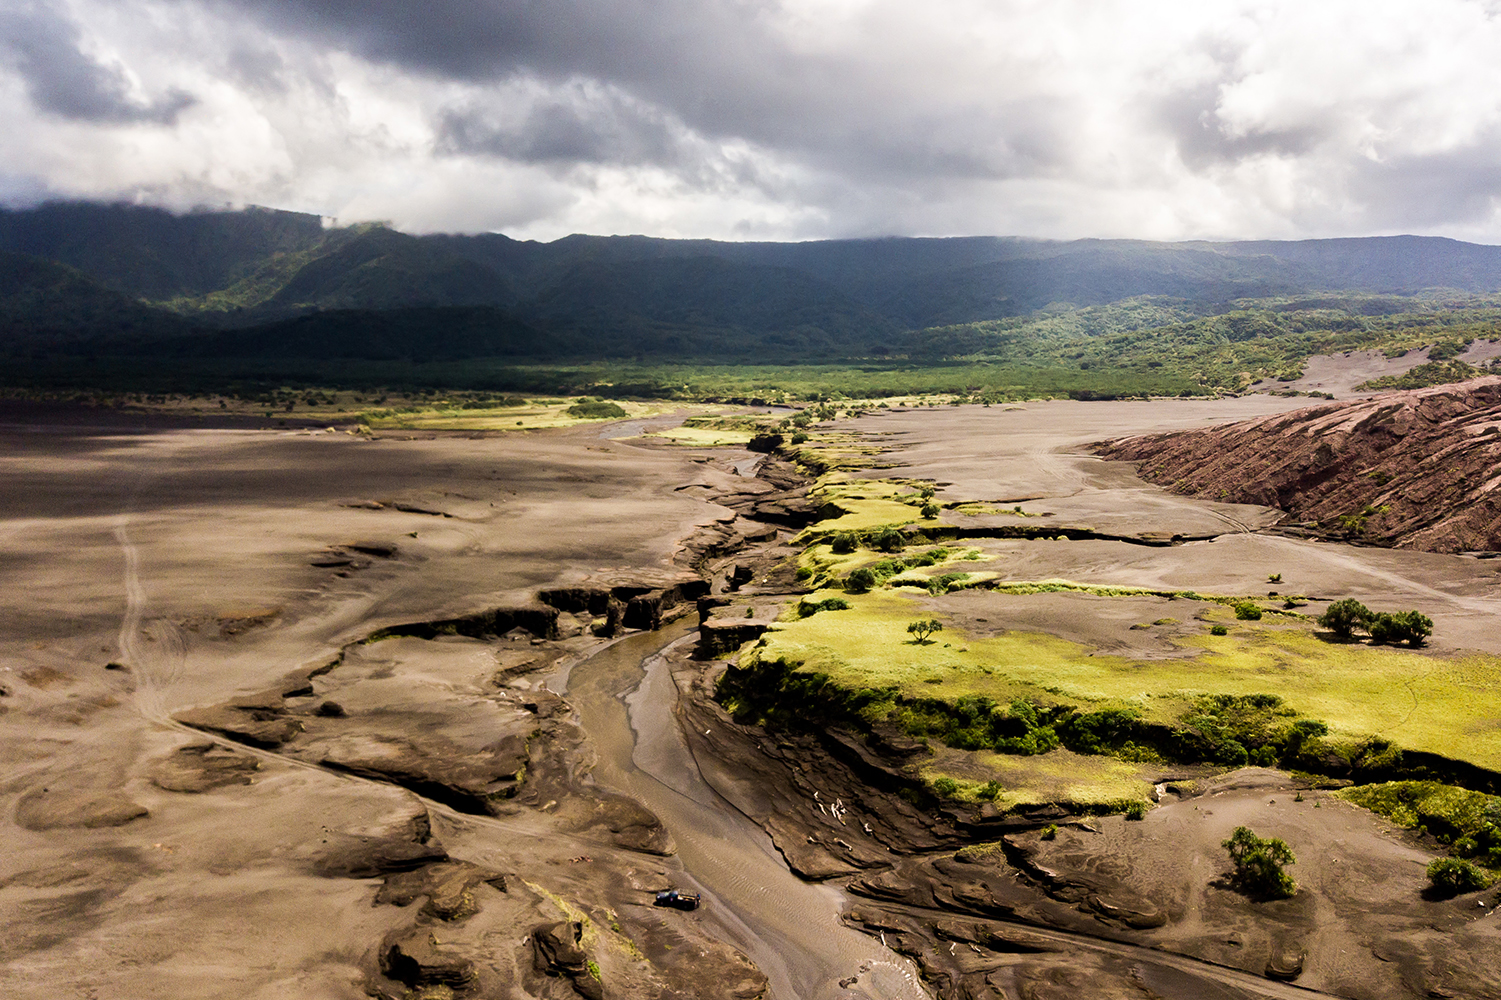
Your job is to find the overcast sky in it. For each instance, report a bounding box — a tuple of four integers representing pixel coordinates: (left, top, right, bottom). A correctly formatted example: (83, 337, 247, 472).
(3, 0, 1501, 243)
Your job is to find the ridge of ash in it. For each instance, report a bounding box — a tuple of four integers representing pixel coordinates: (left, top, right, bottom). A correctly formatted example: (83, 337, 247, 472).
(1096, 376, 1501, 553)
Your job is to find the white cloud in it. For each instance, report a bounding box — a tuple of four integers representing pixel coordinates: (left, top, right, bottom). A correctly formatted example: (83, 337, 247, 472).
(2, 0, 1501, 242)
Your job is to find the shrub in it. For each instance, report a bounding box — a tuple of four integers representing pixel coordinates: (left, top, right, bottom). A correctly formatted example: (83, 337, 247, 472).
(1040, 823, 1058, 840)
(931, 776, 960, 797)
(790, 431, 809, 444)
(1427, 857, 1492, 894)
(1233, 602, 1263, 621)
(870, 527, 906, 552)
(1124, 800, 1147, 821)
(921, 503, 940, 518)
(1223, 826, 1297, 898)
(1319, 598, 1371, 638)
(926, 572, 968, 595)
(1057, 707, 1143, 755)
(845, 567, 878, 592)
(566, 399, 628, 419)
(830, 532, 858, 554)
(907, 619, 943, 644)
(1367, 610, 1433, 647)
(1210, 624, 1229, 636)
(1268, 573, 1282, 583)
(798, 597, 850, 618)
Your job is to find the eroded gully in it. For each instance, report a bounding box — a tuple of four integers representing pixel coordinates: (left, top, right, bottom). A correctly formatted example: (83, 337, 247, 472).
(551, 617, 1349, 1000)
(554, 619, 931, 1000)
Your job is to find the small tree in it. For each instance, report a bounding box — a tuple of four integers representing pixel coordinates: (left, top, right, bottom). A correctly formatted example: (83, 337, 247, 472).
(1319, 598, 1371, 638)
(1223, 826, 1297, 898)
(907, 619, 943, 644)
(1367, 610, 1433, 647)
(920, 503, 940, 519)
(830, 531, 858, 554)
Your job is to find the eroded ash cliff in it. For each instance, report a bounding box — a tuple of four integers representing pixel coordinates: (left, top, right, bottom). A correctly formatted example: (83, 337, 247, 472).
(1096, 376, 1501, 553)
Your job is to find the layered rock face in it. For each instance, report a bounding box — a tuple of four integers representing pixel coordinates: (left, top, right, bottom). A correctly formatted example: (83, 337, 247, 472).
(1097, 376, 1501, 552)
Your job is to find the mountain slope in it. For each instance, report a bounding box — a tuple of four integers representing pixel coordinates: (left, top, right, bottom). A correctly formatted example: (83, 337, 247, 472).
(264, 226, 513, 311)
(519, 255, 898, 344)
(0, 251, 197, 348)
(0, 202, 325, 299)
(9, 201, 1501, 366)
(154, 306, 554, 361)
(1097, 377, 1501, 552)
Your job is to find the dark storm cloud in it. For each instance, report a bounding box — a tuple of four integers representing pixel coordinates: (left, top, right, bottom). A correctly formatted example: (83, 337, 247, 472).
(0, 2, 195, 124)
(205, 0, 729, 88)
(436, 85, 684, 168)
(208, 0, 1082, 191)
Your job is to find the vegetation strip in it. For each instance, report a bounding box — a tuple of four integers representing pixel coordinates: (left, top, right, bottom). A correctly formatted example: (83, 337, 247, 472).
(710, 418, 1501, 834)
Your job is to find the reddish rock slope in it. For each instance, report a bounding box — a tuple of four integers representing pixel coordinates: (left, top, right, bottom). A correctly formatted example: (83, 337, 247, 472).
(1096, 377, 1501, 552)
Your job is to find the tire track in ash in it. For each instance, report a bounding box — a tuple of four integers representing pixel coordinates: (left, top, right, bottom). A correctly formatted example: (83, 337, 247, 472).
(112, 434, 189, 727)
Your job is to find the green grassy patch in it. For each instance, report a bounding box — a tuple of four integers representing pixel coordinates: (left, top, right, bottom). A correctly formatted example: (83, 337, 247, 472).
(646, 425, 755, 446)
(729, 589, 1501, 777)
(1339, 781, 1501, 867)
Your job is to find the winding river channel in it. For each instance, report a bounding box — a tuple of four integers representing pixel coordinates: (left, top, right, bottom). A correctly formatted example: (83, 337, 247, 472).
(555, 619, 931, 1000)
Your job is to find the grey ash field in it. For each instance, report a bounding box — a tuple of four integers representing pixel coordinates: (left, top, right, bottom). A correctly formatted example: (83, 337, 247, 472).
(1, 394, 1498, 1000)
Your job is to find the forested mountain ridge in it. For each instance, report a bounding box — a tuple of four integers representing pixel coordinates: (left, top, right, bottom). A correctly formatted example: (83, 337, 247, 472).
(5, 201, 1501, 398)
(9, 202, 1501, 338)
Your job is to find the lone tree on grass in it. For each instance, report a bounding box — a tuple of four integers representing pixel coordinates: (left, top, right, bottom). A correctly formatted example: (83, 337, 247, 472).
(1223, 826, 1297, 899)
(907, 619, 943, 644)
(1319, 598, 1371, 638)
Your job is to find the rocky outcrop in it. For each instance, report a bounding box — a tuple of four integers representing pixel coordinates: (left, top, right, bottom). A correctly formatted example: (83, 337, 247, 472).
(375, 861, 506, 920)
(709, 457, 821, 527)
(312, 731, 530, 814)
(149, 741, 259, 792)
(531, 920, 604, 1000)
(379, 928, 477, 992)
(538, 580, 709, 635)
(312, 833, 450, 879)
(1097, 376, 1501, 552)
(371, 604, 561, 641)
(15, 787, 149, 830)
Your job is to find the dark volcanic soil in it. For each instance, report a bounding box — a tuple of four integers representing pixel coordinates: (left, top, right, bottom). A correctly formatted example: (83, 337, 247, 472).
(1097, 376, 1501, 552)
(0, 417, 783, 1000)
(5, 398, 1500, 1000)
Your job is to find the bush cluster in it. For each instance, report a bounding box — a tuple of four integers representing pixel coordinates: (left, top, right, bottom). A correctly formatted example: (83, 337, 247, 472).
(796, 597, 851, 618)
(830, 527, 907, 555)
(841, 546, 952, 592)
(1224, 826, 1297, 898)
(1318, 599, 1433, 646)
(1341, 781, 1501, 868)
(893, 696, 1062, 755)
(1427, 857, 1494, 894)
(565, 398, 628, 419)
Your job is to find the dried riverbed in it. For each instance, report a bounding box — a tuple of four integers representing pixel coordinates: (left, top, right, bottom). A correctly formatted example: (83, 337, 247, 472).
(1, 398, 1498, 999)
